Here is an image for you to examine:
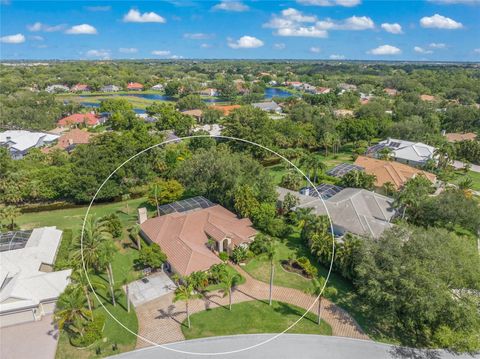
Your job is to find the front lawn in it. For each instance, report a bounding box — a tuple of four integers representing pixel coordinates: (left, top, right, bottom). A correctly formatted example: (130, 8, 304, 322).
(182, 300, 332, 340)
(448, 169, 480, 191)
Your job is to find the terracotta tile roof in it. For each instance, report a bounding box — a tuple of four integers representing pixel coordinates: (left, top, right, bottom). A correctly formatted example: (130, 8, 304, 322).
(181, 109, 203, 118)
(445, 132, 477, 142)
(42, 129, 94, 153)
(71, 83, 89, 91)
(420, 94, 436, 102)
(209, 104, 241, 116)
(140, 205, 257, 276)
(354, 156, 436, 190)
(57, 113, 99, 127)
(127, 82, 144, 90)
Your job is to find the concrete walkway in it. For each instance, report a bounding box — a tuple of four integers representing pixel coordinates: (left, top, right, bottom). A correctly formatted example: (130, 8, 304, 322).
(0, 315, 59, 359)
(112, 334, 479, 359)
(135, 265, 367, 349)
(453, 160, 480, 173)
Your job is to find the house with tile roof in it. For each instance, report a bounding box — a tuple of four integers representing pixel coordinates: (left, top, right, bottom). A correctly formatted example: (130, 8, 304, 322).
(0, 130, 59, 159)
(354, 156, 437, 190)
(0, 227, 71, 327)
(445, 132, 477, 143)
(209, 104, 241, 116)
(367, 138, 436, 167)
(127, 82, 144, 91)
(42, 128, 94, 154)
(71, 83, 90, 92)
(57, 113, 101, 128)
(277, 187, 396, 239)
(139, 204, 257, 276)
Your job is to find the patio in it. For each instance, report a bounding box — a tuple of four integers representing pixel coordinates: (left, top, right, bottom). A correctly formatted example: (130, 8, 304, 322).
(127, 272, 176, 307)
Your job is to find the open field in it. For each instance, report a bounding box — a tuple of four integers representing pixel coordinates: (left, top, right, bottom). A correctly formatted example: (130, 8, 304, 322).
(449, 169, 480, 191)
(181, 300, 332, 340)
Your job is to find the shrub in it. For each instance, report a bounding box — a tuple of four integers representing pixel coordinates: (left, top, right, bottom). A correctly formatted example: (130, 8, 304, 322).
(249, 233, 272, 255)
(70, 314, 105, 347)
(208, 263, 229, 284)
(136, 243, 167, 270)
(219, 252, 229, 262)
(101, 213, 123, 238)
(231, 246, 248, 264)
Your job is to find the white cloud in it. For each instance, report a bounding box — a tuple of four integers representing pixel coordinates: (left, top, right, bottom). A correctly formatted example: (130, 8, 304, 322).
(227, 35, 264, 49)
(368, 44, 401, 55)
(119, 48, 138, 54)
(85, 5, 111, 11)
(414, 46, 433, 54)
(420, 14, 463, 29)
(273, 43, 286, 50)
(170, 55, 184, 59)
(297, 0, 361, 6)
(86, 49, 110, 59)
(31, 35, 44, 41)
(212, 1, 249, 12)
(264, 8, 374, 38)
(27, 22, 64, 32)
(151, 50, 171, 56)
(329, 54, 345, 59)
(429, 42, 446, 48)
(474, 48, 480, 53)
(184, 33, 214, 40)
(200, 43, 212, 48)
(0, 33, 25, 44)
(381, 23, 403, 34)
(310, 46, 321, 53)
(65, 24, 97, 35)
(123, 9, 166, 23)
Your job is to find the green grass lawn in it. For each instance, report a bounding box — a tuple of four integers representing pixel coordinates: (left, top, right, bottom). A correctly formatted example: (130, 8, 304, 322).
(17, 197, 152, 231)
(448, 169, 480, 191)
(182, 300, 332, 340)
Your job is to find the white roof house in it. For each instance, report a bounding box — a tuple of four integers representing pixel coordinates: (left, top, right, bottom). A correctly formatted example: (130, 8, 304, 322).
(370, 138, 436, 166)
(0, 130, 59, 159)
(277, 187, 396, 239)
(193, 124, 223, 137)
(0, 227, 71, 326)
(45, 84, 69, 93)
(252, 101, 282, 113)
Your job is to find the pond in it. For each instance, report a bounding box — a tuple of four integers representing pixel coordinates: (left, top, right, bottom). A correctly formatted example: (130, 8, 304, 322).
(264, 87, 294, 99)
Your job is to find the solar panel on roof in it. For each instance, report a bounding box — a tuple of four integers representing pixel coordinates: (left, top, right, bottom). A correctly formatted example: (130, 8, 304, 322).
(389, 142, 401, 148)
(0, 230, 32, 252)
(158, 196, 216, 216)
(299, 183, 344, 200)
(327, 163, 364, 177)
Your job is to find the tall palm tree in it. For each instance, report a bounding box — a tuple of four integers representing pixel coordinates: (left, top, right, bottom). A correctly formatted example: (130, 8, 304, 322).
(299, 155, 326, 185)
(305, 277, 337, 325)
(70, 268, 107, 316)
(0, 205, 21, 230)
(290, 207, 314, 232)
(173, 282, 201, 329)
(434, 143, 455, 170)
(54, 286, 92, 338)
(130, 224, 141, 250)
(265, 240, 277, 306)
(219, 270, 241, 310)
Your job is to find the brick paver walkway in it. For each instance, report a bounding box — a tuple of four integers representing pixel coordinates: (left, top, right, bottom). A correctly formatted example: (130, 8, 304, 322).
(135, 265, 369, 348)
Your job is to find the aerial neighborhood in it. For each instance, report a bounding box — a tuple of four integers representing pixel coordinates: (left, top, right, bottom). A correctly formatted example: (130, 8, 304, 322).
(1, 59, 479, 359)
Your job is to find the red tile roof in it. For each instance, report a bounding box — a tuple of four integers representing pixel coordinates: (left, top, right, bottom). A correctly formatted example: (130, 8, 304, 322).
(42, 129, 94, 153)
(140, 205, 257, 276)
(209, 104, 241, 116)
(445, 132, 477, 142)
(127, 82, 144, 90)
(57, 113, 99, 127)
(71, 83, 89, 91)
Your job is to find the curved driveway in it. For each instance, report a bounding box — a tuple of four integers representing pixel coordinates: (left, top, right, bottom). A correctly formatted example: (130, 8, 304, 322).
(111, 334, 479, 359)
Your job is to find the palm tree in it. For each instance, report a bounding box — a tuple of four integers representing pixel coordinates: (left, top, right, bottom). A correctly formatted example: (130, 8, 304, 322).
(70, 268, 107, 316)
(0, 205, 21, 230)
(54, 286, 92, 338)
(130, 224, 141, 250)
(300, 155, 326, 185)
(305, 277, 337, 325)
(434, 143, 455, 170)
(173, 282, 201, 329)
(265, 240, 277, 306)
(188, 271, 209, 292)
(219, 271, 241, 310)
(290, 207, 314, 231)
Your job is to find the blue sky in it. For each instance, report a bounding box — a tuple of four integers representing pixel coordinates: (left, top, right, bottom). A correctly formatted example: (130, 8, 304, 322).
(1, 0, 479, 61)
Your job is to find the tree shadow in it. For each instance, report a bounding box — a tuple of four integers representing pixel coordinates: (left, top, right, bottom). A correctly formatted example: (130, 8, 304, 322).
(155, 304, 185, 326)
(388, 346, 444, 359)
(271, 301, 317, 325)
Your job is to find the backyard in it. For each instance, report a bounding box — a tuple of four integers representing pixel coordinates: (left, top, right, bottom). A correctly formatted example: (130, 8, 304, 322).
(182, 300, 332, 340)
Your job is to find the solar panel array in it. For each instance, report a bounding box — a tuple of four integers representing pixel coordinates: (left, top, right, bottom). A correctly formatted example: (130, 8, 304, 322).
(327, 163, 364, 177)
(0, 230, 32, 252)
(366, 143, 386, 154)
(299, 183, 344, 200)
(158, 196, 215, 216)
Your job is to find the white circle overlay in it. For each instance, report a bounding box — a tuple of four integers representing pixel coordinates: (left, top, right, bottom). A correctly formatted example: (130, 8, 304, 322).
(80, 134, 336, 356)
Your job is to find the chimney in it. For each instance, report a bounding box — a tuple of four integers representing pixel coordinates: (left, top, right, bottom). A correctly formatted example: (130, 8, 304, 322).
(6, 136, 11, 141)
(138, 207, 148, 224)
(441, 129, 446, 136)
(305, 187, 310, 196)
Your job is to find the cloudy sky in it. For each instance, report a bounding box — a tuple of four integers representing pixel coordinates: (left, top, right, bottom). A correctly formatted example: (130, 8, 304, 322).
(1, 0, 479, 61)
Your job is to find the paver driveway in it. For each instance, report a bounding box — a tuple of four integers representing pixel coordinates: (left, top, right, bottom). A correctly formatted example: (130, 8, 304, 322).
(135, 265, 368, 348)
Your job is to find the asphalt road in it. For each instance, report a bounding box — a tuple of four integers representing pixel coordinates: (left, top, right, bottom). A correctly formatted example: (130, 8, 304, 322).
(109, 334, 480, 359)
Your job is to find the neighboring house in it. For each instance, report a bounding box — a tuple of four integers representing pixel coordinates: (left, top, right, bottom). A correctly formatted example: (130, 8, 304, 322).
(57, 113, 101, 128)
(0, 130, 59, 159)
(252, 101, 282, 113)
(367, 138, 436, 167)
(209, 104, 241, 116)
(302, 84, 317, 93)
(45, 84, 69, 93)
(0, 227, 71, 327)
(333, 109, 354, 117)
(199, 88, 218, 97)
(384, 88, 398, 96)
(139, 198, 257, 276)
(41, 128, 94, 154)
(136, 113, 158, 123)
(127, 82, 144, 91)
(420, 94, 436, 102)
(101, 84, 120, 92)
(71, 83, 90, 92)
(354, 156, 437, 190)
(193, 124, 223, 137)
(315, 87, 331, 95)
(151, 84, 164, 91)
(326, 163, 364, 178)
(285, 81, 303, 90)
(277, 187, 396, 239)
(338, 83, 357, 92)
(445, 132, 477, 143)
(181, 109, 204, 122)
